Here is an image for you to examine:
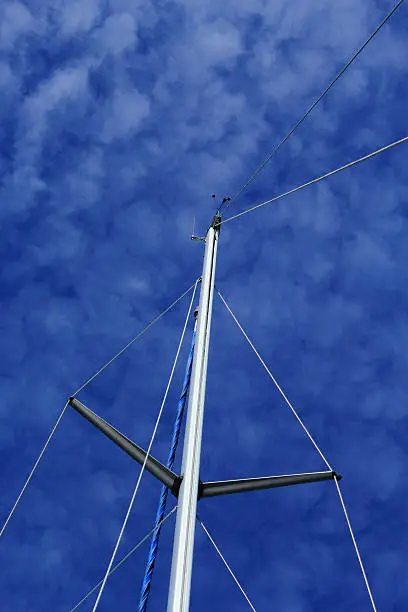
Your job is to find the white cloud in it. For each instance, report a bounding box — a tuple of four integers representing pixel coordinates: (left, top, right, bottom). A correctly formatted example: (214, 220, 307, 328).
(59, 0, 101, 36)
(194, 19, 242, 67)
(101, 88, 150, 142)
(0, 2, 37, 50)
(95, 12, 137, 55)
(27, 65, 89, 117)
(0, 61, 14, 88)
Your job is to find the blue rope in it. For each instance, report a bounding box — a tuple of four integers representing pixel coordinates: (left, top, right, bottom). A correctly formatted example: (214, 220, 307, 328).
(138, 329, 196, 611)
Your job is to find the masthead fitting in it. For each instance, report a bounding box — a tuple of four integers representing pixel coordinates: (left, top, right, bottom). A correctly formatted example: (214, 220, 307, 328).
(211, 214, 222, 232)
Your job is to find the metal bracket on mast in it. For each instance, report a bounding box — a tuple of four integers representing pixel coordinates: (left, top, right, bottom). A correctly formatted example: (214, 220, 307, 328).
(69, 397, 340, 502)
(198, 470, 341, 498)
(191, 235, 206, 243)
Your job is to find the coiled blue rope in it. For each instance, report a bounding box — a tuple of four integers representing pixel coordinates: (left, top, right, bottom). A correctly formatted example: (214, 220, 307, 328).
(138, 328, 196, 611)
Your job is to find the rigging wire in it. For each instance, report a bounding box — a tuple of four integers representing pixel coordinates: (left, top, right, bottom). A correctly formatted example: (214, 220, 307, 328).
(216, 289, 332, 471)
(218, 135, 408, 226)
(197, 517, 257, 612)
(0, 280, 198, 539)
(222, 0, 407, 211)
(69, 506, 177, 612)
(71, 278, 200, 397)
(91, 281, 199, 612)
(0, 400, 69, 538)
(334, 477, 377, 612)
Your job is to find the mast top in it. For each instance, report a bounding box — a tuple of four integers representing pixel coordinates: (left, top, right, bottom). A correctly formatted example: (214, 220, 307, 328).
(211, 214, 222, 232)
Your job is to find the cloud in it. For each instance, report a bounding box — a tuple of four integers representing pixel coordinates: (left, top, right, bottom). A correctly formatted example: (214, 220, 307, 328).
(59, 0, 101, 37)
(0, 2, 37, 50)
(96, 12, 137, 55)
(101, 88, 150, 142)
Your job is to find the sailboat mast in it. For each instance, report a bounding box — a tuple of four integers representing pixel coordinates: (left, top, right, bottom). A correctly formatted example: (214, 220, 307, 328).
(167, 216, 220, 612)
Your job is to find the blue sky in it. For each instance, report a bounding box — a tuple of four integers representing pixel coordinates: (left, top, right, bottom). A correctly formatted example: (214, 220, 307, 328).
(1, 0, 408, 610)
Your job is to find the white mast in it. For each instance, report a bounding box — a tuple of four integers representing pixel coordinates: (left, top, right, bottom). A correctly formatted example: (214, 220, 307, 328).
(167, 215, 220, 612)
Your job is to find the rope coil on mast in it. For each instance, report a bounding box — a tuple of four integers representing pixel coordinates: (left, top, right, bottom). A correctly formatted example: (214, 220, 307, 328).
(138, 311, 197, 611)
